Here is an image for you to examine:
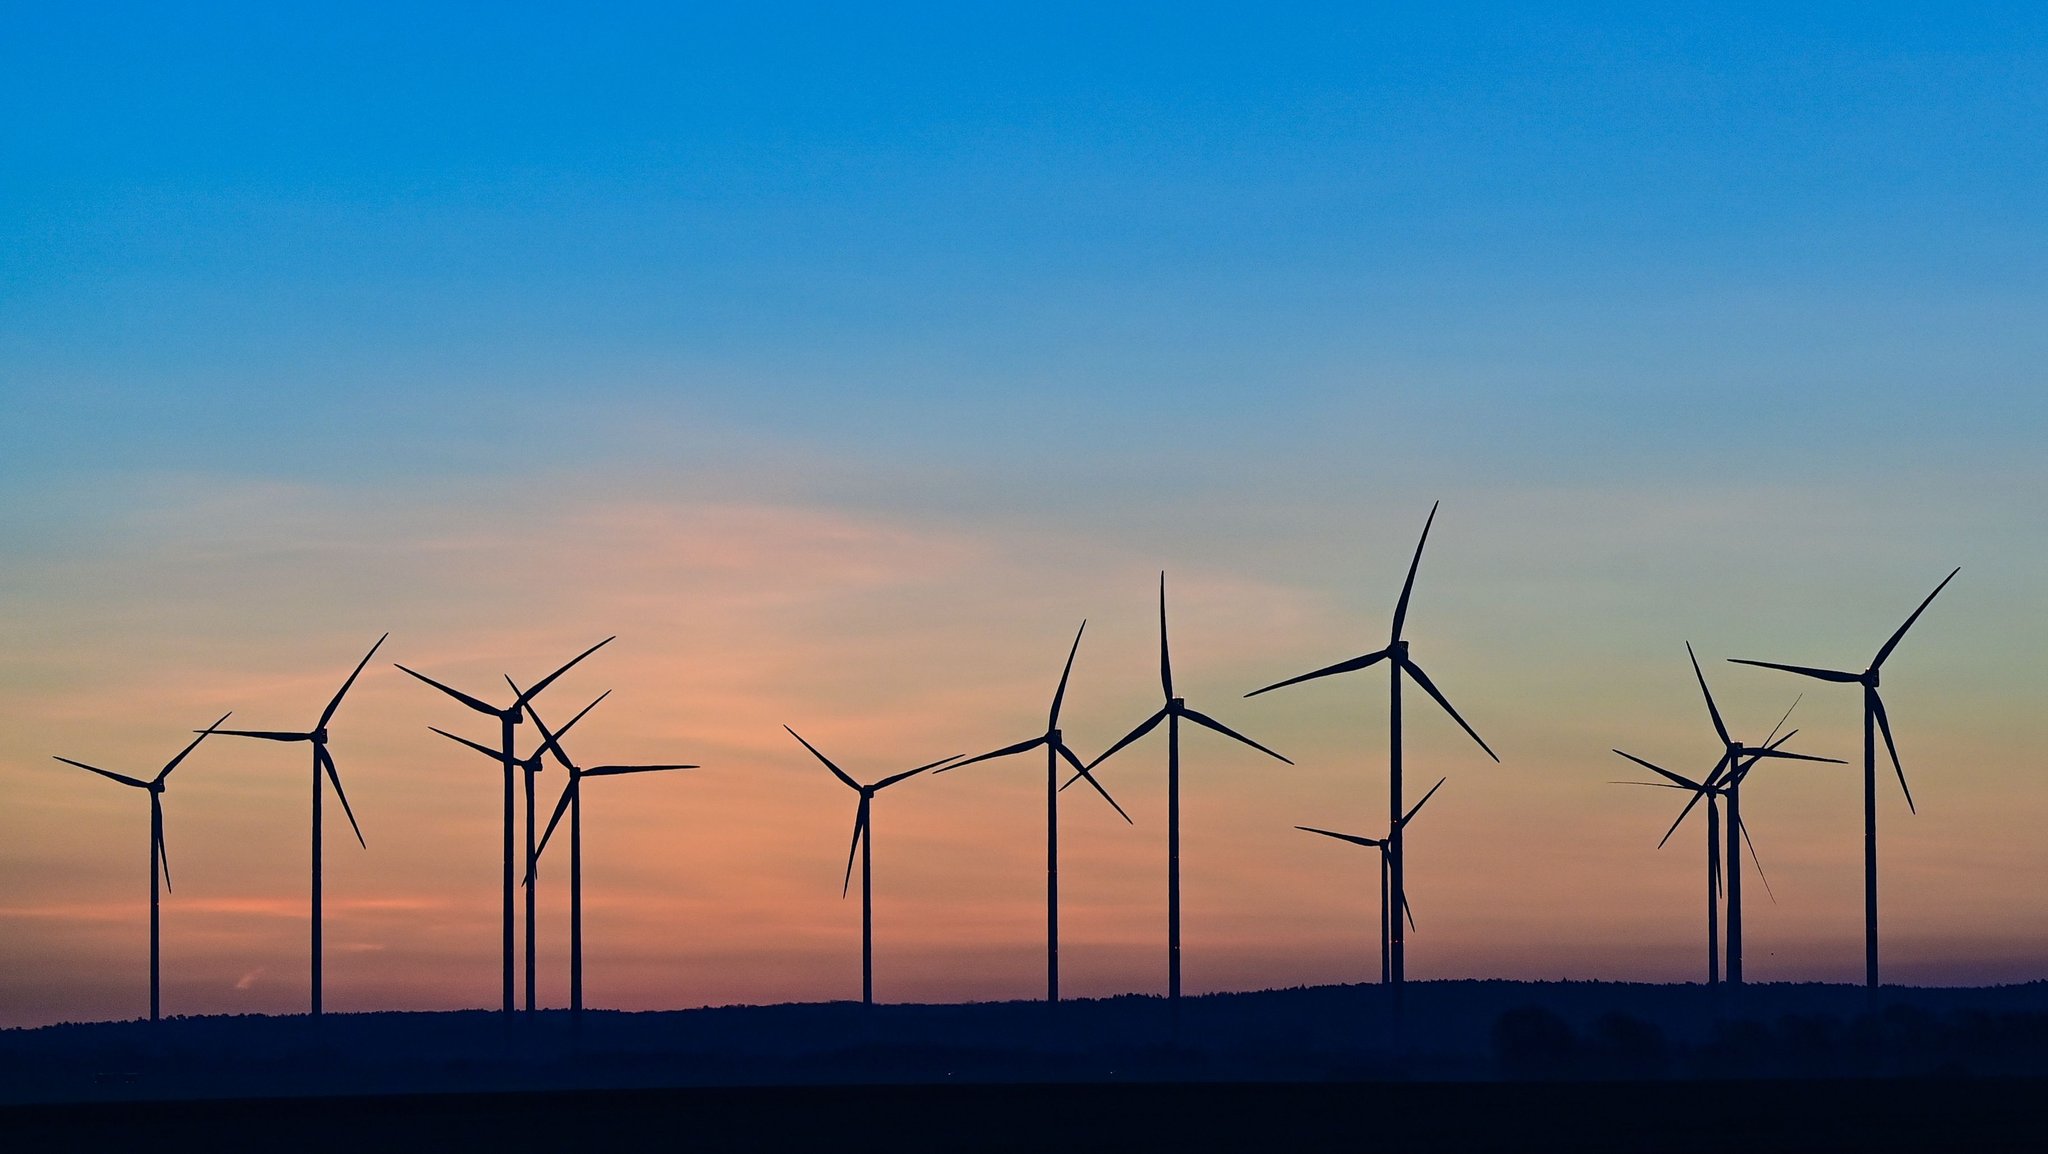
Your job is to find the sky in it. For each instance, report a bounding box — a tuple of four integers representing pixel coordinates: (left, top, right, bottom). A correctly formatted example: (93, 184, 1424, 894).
(2, 3, 2045, 1027)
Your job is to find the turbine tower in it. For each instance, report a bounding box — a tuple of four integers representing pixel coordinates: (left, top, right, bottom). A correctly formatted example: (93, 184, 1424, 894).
(526, 695, 695, 1020)
(1728, 567, 1959, 988)
(211, 634, 386, 1017)
(1684, 646, 1841, 983)
(396, 636, 612, 1018)
(53, 713, 230, 1022)
(936, 622, 1132, 1004)
(1246, 503, 1498, 994)
(785, 727, 954, 1006)
(1079, 573, 1290, 1023)
(1295, 776, 1445, 984)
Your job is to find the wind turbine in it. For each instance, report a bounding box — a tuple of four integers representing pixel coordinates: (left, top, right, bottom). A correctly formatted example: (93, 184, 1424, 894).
(1613, 702, 1803, 987)
(210, 633, 387, 1017)
(53, 713, 230, 1022)
(430, 687, 605, 1015)
(1728, 567, 1959, 989)
(785, 727, 955, 1006)
(935, 622, 1133, 1004)
(524, 693, 695, 1020)
(396, 636, 613, 1018)
(1682, 645, 1841, 984)
(1246, 502, 1498, 992)
(1296, 776, 1445, 985)
(1076, 573, 1291, 1021)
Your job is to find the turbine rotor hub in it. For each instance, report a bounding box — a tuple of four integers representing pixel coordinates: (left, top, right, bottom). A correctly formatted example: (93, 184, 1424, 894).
(1865, 668, 1880, 688)
(1169, 697, 1185, 710)
(310, 727, 328, 745)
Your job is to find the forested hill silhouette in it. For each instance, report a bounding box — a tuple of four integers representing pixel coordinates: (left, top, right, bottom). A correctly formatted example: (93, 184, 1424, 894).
(9, 979, 2048, 1107)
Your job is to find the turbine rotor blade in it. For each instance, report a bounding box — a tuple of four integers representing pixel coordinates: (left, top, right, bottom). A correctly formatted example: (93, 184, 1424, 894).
(533, 783, 577, 871)
(1157, 572, 1173, 700)
(582, 764, 696, 777)
(153, 796, 171, 894)
(1390, 501, 1439, 644)
(1179, 707, 1293, 765)
(1873, 567, 1961, 669)
(1244, 649, 1388, 698)
(874, 755, 958, 791)
(1725, 658, 1860, 684)
(209, 729, 311, 742)
(1401, 658, 1499, 762)
(1872, 692, 1915, 814)
(1657, 787, 1708, 849)
(53, 757, 150, 790)
(1059, 742, 1132, 824)
(1739, 816, 1775, 903)
(842, 796, 869, 897)
(1049, 621, 1086, 730)
(159, 712, 233, 782)
(1403, 891, 1417, 933)
(1295, 825, 1382, 848)
(430, 726, 505, 763)
(515, 637, 615, 709)
(1747, 747, 1845, 764)
(937, 735, 1046, 773)
(318, 633, 388, 729)
(1082, 708, 1169, 774)
(318, 745, 366, 849)
(1611, 750, 1702, 792)
(785, 725, 860, 791)
(1686, 643, 1731, 747)
(1401, 776, 1447, 826)
(1761, 695, 1803, 750)
(394, 665, 503, 717)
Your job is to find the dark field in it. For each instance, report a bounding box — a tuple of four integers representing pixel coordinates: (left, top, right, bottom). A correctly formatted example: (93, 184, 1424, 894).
(8, 1078, 2048, 1152)
(8, 980, 2048, 1150)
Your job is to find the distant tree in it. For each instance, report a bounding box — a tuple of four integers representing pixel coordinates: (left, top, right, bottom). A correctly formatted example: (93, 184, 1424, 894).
(1494, 1006, 1578, 1078)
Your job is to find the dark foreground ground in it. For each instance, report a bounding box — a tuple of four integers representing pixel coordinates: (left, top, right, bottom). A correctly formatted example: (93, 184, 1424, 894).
(8, 1077, 2048, 1153)
(9, 980, 2048, 1149)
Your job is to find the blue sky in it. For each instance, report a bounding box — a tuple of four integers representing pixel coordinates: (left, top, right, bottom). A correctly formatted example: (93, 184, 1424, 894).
(3, 5, 2046, 1023)
(7, 3, 2044, 492)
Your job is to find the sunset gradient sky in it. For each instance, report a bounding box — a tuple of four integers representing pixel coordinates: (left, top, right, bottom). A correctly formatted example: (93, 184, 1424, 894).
(4, 3, 2045, 1027)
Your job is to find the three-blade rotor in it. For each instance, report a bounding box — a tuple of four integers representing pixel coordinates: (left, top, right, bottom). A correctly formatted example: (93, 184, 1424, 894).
(527, 695, 695, 871)
(787, 726, 958, 896)
(54, 712, 234, 895)
(212, 635, 388, 848)
(1728, 568, 1958, 814)
(937, 622, 1134, 825)
(1244, 505, 1498, 763)
(1069, 573, 1292, 789)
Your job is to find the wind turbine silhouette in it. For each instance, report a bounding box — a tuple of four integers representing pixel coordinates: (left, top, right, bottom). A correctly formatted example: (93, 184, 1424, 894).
(524, 692, 695, 1021)
(1296, 776, 1445, 985)
(785, 727, 955, 1006)
(430, 687, 605, 1016)
(1728, 567, 1959, 989)
(1683, 645, 1841, 985)
(1075, 573, 1290, 1022)
(210, 633, 386, 1017)
(396, 636, 613, 1018)
(935, 622, 1132, 1004)
(54, 713, 230, 1022)
(1246, 502, 1497, 994)
(1613, 700, 1804, 987)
